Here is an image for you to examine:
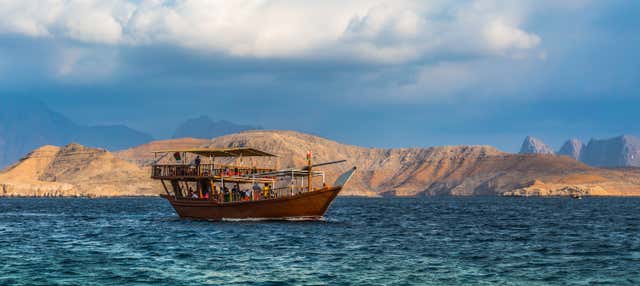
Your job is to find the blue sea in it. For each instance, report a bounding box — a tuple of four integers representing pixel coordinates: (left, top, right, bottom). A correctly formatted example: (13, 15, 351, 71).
(0, 197, 639, 285)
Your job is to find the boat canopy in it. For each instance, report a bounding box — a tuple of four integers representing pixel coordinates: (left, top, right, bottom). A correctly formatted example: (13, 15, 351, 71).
(152, 147, 276, 157)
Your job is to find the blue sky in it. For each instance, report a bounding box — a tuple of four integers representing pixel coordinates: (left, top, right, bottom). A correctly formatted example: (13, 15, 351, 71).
(0, 0, 639, 152)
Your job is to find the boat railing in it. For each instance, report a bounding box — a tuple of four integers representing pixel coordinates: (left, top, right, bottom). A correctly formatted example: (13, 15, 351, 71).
(176, 184, 319, 204)
(151, 164, 275, 178)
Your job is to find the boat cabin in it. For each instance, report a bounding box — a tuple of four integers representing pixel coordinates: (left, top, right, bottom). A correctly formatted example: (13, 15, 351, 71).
(151, 147, 327, 203)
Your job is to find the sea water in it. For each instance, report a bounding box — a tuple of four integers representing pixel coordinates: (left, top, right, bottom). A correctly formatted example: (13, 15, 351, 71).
(0, 197, 639, 285)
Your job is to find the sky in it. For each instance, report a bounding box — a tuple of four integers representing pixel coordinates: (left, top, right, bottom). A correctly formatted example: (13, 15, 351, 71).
(0, 0, 639, 152)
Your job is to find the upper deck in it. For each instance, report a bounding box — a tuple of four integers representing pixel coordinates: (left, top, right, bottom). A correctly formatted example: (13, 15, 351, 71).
(151, 164, 276, 182)
(150, 147, 280, 183)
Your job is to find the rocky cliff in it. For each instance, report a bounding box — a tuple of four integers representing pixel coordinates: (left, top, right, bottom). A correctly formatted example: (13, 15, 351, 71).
(201, 131, 640, 196)
(0, 143, 158, 197)
(519, 136, 554, 154)
(517, 134, 640, 168)
(580, 135, 640, 167)
(557, 139, 584, 160)
(118, 130, 640, 197)
(6, 130, 640, 197)
(115, 137, 211, 165)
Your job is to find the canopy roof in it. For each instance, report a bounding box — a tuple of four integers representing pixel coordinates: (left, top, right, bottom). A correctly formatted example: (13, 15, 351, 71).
(152, 147, 276, 157)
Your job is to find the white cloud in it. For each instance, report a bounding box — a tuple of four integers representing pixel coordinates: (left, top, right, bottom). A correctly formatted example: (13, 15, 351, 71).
(0, 0, 550, 63)
(485, 19, 540, 53)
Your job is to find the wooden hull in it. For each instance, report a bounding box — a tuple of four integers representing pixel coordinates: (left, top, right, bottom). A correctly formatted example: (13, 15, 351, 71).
(161, 186, 342, 220)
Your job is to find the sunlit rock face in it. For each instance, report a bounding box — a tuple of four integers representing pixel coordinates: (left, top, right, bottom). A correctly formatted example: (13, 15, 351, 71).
(0, 144, 158, 197)
(6, 131, 640, 197)
(122, 131, 640, 197)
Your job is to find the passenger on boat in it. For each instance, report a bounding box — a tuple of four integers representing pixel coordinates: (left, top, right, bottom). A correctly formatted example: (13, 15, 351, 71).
(202, 184, 210, 199)
(194, 156, 201, 175)
(263, 183, 271, 199)
(231, 184, 240, 201)
(244, 189, 251, 201)
(188, 187, 198, 199)
(223, 186, 230, 202)
(252, 183, 261, 200)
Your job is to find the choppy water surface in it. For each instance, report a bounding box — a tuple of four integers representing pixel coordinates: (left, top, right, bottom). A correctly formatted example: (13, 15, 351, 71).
(1, 197, 639, 285)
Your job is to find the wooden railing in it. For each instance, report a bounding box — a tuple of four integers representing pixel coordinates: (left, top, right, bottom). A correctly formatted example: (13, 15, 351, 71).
(151, 164, 275, 178)
(177, 185, 315, 203)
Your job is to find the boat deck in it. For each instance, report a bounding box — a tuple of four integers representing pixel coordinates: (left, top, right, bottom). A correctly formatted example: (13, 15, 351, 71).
(151, 164, 275, 180)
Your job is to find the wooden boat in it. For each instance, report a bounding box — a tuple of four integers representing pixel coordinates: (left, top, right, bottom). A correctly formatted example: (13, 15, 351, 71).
(150, 147, 356, 220)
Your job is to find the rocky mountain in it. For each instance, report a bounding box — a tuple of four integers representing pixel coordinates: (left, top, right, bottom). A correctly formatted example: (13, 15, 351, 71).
(523, 135, 640, 168)
(172, 115, 260, 139)
(0, 143, 159, 197)
(0, 97, 153, 168)
(115, 137, 211, 165)
(519, 136, 554, 154)
(557, 139, 584, 160)
(580, 135, 640, 167)
(112, 130, 640, 197)
(6, 130, 640, 197)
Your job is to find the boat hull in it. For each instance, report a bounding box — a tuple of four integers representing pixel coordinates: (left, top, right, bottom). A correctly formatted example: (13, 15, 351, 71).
(161, 186, 342, 220)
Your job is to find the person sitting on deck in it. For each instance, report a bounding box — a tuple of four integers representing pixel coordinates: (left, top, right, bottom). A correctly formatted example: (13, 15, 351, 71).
(263, 183, 271, 199)
(244, 189, 251, 201)
(188, 187, 198, 199)
(252, 182, 261, 200)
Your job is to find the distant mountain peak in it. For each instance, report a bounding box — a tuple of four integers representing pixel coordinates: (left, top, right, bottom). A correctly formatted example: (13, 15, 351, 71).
(557, 138, 584, 160)
(519, 136, 554, 154)
(581, 134, 640, 167)
(0, 97, 153, 168)
(172, 115, 261, 139)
